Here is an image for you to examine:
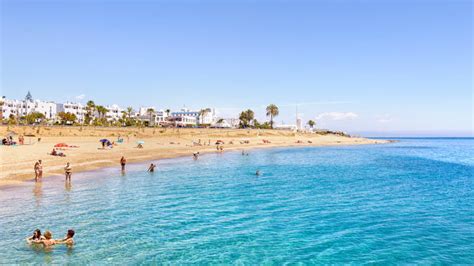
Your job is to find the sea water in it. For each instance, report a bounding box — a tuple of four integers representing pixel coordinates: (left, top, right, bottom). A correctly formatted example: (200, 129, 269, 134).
(0, 138, 472, 264)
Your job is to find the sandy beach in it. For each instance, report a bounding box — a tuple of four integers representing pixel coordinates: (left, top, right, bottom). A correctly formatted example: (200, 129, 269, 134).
(0, 125, 388, 187)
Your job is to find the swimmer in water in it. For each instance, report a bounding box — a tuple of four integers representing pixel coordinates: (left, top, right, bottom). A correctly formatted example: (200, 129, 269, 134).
(26, 229, 45, 244)
(256, 170, 261, 176)
(56, 229, 75, 246)
(148, 163, 156, 172)
(32, 231, 56, 247)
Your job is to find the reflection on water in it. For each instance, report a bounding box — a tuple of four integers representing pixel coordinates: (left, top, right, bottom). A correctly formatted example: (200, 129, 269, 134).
(66, 246, 74, 256)
(65, 181, 72, 192)
(32, 182, 42, 207)
(64, 181, 72, 203)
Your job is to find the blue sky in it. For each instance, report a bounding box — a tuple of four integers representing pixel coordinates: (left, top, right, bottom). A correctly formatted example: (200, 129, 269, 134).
(1, 0, 472, 136)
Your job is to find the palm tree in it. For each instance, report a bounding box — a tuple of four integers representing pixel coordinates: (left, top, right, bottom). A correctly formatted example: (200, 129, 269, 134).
(308, 120, 316, 129)
(126, 107, 133, 118)
(239, 109, 255, 128)
(198, 108, 209, 125)
(86, 100, 96, 124)
(165, 109, 171, 117)
(95, 105, 108, 120)
(266, 104, 279, 129)
(147, 108, 155, 126)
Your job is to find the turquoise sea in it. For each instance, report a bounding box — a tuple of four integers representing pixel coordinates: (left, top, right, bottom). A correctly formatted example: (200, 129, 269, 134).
(0, 138, 473, 264)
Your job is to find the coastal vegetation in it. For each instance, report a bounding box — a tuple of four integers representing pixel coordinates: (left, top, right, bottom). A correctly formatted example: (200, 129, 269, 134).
(2, 100, 320, 132)
(266, 104, 279, 129)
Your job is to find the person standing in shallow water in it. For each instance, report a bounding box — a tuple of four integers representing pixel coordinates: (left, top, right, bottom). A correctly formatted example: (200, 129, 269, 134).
(120, 156, 127, 171)
(34, 160, 43, 181)
(56, 229, 75, 246)
(148, 163, 156, 172)
(34, 161, 40, 182)
(38, 160, 43, 179)
(65, 162, 72, 182)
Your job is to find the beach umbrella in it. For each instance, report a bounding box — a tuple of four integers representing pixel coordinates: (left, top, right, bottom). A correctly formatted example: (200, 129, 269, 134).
(54, 143, 69, 148)
(99, 139, 110, 143)
(137, 140, 145, 144)
(6, 131, 18, 137)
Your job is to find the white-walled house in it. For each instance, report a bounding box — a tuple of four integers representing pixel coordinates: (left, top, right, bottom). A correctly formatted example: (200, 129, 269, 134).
(138, 107, 156, 117)
(1, 94, 57, 121)
(1, 98, 26, 119)
(155, 109, 169, 124)
(104, 104, 124, 122)
(168, 115, 197, 127)
(56, 102, 86, 123)
(34, 100, 57, 120)
(199, 108, 215, 124)
(170, 107, 215, 126)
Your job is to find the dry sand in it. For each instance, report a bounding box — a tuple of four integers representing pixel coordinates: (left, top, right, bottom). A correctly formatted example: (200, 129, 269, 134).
(0, 125, 388, 187)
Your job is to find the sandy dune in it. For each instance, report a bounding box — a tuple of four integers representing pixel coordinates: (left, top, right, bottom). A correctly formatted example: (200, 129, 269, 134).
(0, 126, 388, 187)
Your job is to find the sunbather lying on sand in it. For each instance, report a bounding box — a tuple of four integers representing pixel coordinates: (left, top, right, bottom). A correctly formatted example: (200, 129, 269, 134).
(49, 149, 66, 157)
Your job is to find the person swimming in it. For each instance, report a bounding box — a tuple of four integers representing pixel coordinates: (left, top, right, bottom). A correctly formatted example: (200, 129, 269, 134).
(31, 230, 56, 247)
(256, 170, 261, 176)
(148, 163, 156, 172)
(26, 229, 45, 244)
(57, 229, 75, 246)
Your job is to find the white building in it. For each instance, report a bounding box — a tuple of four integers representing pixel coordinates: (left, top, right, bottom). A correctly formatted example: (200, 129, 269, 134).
(34, 100, 57, 120)
(1, 98, 25, 119)
(56, 102, 86, 123)
(155, 109, 169, 124)
(274, 124, 298, 131)
(138, 107, 156, 117)
(168, 115, 197, 127)
(199, 108, 215, 124)
(296, 118, 303, 130)
(171, 107, 215, 125)
(104, 104, 124, 122)
(1, 92, 57, 121)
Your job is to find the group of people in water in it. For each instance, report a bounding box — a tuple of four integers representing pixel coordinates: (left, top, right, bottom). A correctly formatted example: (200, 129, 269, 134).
(26, 145, 265, 251)
(26, 229, 75, 247)
(35, 146, 259, 183)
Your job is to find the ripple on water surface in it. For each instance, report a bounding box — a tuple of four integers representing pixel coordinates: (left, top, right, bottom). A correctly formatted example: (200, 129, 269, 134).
(0, 138, 473, 264)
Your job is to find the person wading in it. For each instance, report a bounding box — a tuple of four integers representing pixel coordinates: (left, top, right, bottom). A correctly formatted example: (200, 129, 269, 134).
(120, 156, 127, 172)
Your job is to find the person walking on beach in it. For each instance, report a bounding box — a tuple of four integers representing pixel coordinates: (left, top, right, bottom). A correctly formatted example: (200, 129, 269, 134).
(64, 162, 72, 182)
(120, 156, 127, 171)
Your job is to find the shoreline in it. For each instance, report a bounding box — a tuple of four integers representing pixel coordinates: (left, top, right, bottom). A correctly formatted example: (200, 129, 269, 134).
(0, 126, 390, 188)
(0, 141, 389, 191)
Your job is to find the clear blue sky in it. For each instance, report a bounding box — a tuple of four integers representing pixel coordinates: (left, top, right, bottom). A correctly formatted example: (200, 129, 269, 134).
(1, 0, 472, 136)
